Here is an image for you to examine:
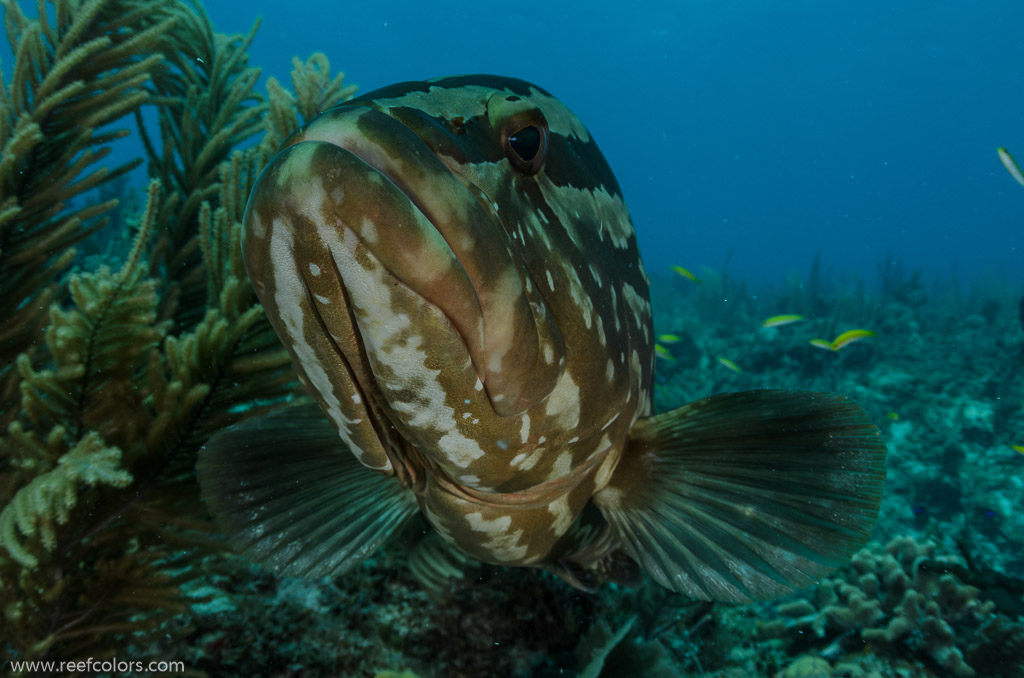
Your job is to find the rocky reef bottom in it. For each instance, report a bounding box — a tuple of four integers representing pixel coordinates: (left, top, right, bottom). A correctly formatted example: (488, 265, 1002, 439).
(150, 526, 1022, 678)
(159, 269, 1024, 678)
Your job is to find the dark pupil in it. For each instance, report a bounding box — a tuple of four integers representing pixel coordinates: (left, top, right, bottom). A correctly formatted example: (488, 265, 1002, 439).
(508, 126, 541, 161)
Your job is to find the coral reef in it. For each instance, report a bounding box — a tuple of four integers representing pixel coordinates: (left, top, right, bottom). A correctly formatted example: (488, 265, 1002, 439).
(0, 0, 355, 666)
(761, 536, 1012, 677)
(0, 0, 170, 430)
(1, 1, 1021, 676)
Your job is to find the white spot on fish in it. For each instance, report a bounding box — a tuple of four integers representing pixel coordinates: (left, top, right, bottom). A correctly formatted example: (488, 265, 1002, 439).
(360, 216, 378, 244)
(564, 265, 594, 329)
(630, 349, 642, 379)
(308, 262, 321, 276)
(314, 294, 330, 304)
(519, 415, 530, 444)
(438, 431, 485, 466)
(546, 269, 555, 291)
(605, 359, 615, 382)
(465, 512, 527, 561)
(351, 393, 361, 404)
(547, 451, 573, 481)
(515, 448, 543, 470)
(611, 286, 621, 332)
(542, 343, 554, 365)
(568, 436, 579, 444)
(460, 475, 480, 484)
(544, 371, 580, 429)
(548, 495, 573, 535)
(622, 282, 651, 330)
(497, 439, 508, 450)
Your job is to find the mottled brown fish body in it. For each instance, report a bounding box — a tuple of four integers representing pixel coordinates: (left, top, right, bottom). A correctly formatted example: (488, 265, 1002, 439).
(202, 75, 885, 600)
(241, 77, 652, 565)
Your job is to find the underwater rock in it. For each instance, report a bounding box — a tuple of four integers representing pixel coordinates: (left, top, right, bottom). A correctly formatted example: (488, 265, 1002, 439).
(778, 655, 831, 678)
(760, 536, 1005, 678)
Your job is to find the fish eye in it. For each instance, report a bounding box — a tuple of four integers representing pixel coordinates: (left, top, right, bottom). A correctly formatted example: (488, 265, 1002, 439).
(501, 116, 548, 176)
(509, 126, 542, 162)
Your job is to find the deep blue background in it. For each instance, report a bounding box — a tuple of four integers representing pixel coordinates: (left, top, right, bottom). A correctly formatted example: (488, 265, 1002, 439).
(6, 1, 1024, 288)
(205, 0, 1024, 288)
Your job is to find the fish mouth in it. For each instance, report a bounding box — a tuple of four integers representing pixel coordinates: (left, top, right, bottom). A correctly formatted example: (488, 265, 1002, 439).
(293, 106, 488, 380)
(292, 104, 563, 417)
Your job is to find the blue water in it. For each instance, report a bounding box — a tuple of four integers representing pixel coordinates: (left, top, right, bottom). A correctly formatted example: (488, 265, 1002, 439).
(4, 4, 1024, 674)
(201, 0, 1024, 289)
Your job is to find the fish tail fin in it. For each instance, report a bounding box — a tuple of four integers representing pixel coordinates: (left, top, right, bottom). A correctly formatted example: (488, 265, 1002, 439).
(594, 389, 886, 602)
(197, 404, 418, 579)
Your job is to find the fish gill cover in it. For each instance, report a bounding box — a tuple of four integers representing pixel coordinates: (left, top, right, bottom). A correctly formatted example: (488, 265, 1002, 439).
(0, 1, 1022, 677)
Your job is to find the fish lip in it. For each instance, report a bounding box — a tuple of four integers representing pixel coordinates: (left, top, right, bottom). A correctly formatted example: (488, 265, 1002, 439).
(346, 155, 484, 367)
(293, 107, 487, 379)
(358, 152, 445, 240)
(298, 106, 452, 235)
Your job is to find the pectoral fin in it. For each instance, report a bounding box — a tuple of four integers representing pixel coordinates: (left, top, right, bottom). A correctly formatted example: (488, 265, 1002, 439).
(594, 389, 886, 602)
(197, 404, 418, 579)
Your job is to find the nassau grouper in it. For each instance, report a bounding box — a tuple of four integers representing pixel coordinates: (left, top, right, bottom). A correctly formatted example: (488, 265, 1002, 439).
(197, 75, 886, 602)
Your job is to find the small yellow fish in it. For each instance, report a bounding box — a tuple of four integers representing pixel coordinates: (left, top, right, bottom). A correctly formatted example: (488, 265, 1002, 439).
(762, 314, 804, 328)
(809, 338, 834, 351)
(671, 265, 701, 284)
(658, 333, 682, 344)
(886, 412, 899, 421)
(655, 344, 676, 362)
(831, 329, 876, 351)
(1011, 444, 1024, 455)
(997, 147, 1024, 187)
(717, 356, 741, 373)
